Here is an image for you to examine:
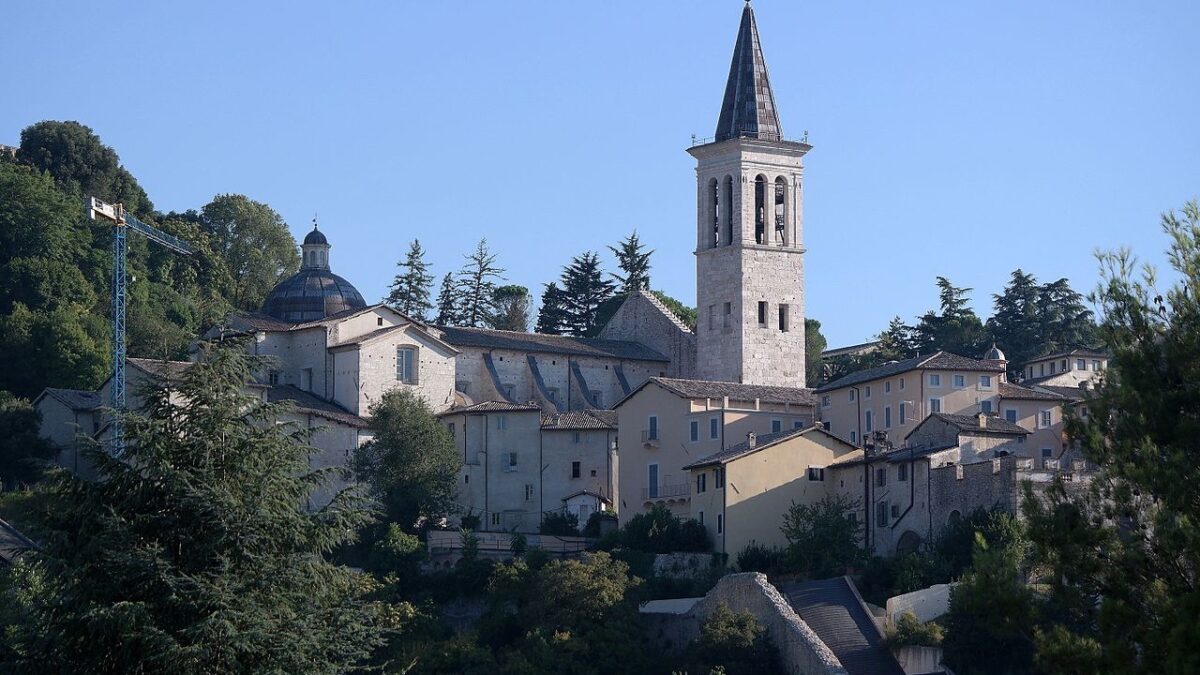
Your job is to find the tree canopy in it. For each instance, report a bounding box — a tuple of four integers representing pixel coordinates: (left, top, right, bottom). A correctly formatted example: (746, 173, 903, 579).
(386, 238, 434, 320)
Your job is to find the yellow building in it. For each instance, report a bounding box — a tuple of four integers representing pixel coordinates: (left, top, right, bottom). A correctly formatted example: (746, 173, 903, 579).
(683, 426, 858, 557)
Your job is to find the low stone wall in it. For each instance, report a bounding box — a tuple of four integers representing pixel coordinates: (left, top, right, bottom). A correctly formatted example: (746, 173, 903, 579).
(642, 573, 848, 675)
(653, 552, 721, 581)
(886, 583, 954, 628)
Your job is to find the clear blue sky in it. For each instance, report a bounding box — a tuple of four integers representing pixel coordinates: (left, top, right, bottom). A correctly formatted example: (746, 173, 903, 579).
(4, 1, 1198, 347)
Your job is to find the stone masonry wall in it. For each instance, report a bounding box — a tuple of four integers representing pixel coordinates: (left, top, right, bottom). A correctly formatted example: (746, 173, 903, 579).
(600, 291, 697, 379)
(688, 573, 848, 675)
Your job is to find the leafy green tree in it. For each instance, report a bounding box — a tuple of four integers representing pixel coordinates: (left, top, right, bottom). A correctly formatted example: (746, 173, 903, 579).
(434, 272, 462, 326)
(651, 291, 697, 330)
(386, 239, 434, 320)
(534, 282, 569, 335)
(805, 318, 827, 385)
(781, 494, 864, 578)
(0, 341, 382, 674)
(877, 315, 918, 361)
(353, 389, 462, 533)
(616, 504, 710, 553)
(608, 230, 653, 292)
(199, 194, 299, 311)
(490, 284, 530, 332)
(987, 269, 1042, 377)
(885, 611, 945, 649)
(0, 393, 56, 489)
(942, 534, 1036, 675)
(1018, 201, 1200, 673)
(1034, 277, 1097, 353)
(0, 162, 91, 270)
(455, 239, 505, 328)
(684, 604, 782, 675)
(560, 251, 616, 337)
(0, 303, 110, 398)
(17, 120, 153, 216)
(914, 277, 987, 356)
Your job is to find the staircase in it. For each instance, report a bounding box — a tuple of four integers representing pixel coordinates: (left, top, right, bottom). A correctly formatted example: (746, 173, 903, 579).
(776, 577, 904, 675)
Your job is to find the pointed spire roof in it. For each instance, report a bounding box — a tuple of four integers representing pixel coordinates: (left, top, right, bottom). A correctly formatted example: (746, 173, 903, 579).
(715, 2, 783, 143)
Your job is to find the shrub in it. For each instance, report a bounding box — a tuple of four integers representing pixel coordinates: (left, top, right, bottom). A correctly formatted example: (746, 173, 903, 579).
(582, 510, 618, 538)
(368, 523, 426, 576)
(459, 513, 481, 531)
(509, 531, 528, 557)
(538, 511, 580, 536)
(781, 494, 864, 578)
(618, 504, 710, 553)
(682, 604, 782, 675)
(885, 611, 944, 649)
(735, 541, 783, 574)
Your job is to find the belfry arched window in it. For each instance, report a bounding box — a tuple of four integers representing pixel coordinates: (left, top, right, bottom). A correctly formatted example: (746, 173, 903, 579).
(774, 176, 787, 244)
(709, 178, 720, 248)
(722, 175, 734, 244)
(754, 175, 767, 244)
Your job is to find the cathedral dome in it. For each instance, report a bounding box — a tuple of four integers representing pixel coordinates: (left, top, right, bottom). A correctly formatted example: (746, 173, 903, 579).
(983, 343, 1006, 361)
(261, 268, 366, 322)
(261, 222, 366, 322)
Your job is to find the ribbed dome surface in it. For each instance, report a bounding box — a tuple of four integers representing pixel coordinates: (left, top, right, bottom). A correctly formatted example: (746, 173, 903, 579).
(261, 268, 366, 322)
(303, 228, 329, 245)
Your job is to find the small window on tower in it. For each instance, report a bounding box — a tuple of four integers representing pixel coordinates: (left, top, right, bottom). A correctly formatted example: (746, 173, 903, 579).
(778, 304, 790, 332)
(723, 302, 732, 328)
(758, 301, 768, 327)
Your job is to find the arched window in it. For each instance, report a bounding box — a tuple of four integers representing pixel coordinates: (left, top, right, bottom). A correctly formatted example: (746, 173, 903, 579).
(708, 178, 720, 248)
(754, 175, 767, 244)
(304, 251, 311, 267)
(722, 175, 734, 244)
(774, 176, 787, 244)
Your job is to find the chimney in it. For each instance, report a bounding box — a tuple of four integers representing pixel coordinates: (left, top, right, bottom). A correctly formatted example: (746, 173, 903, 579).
(746, 432, 757, 448)
(1080, 381, 1091, 391)
(977, 411, 988, 429)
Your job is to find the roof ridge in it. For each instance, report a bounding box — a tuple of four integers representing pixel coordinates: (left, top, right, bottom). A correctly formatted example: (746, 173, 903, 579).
(637, 290, 694, 334)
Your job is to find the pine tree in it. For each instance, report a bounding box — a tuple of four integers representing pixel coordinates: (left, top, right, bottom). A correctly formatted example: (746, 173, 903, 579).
(1035, 278, 1097, 352)
(535, 282, 569, 335)
(608, 231, 653, 293)
(491, 285, 531, 332)
(987, 269, 1042, 377)
(913, 277, 987, 356)
(385, 239, 434, 320)
(877, 316, 917, 361)
(455, 239, 505, 328)
(0, 342, 383, 673)
(559, 252, 616, 337)
(434, 272, 461, 326)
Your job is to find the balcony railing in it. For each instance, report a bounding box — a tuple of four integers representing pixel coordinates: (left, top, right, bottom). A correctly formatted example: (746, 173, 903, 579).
(642, 482, 690, 500)
(641, 430, 660, 446)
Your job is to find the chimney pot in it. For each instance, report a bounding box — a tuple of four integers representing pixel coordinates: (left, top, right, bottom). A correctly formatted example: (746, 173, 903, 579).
(746, 432, 756, 448)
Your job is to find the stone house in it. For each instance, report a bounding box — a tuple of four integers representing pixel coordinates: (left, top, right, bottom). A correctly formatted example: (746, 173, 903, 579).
(683, 426, 858, 557)
(1020, 348, 1108, 387)
(614, 377, 816, 520)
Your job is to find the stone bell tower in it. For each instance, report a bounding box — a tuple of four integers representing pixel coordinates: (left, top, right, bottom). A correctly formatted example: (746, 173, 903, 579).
(690, 1, 810, 387)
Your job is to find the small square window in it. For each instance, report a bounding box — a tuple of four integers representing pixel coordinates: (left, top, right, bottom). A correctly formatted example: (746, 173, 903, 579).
(771, 419, 782, 433)
(1042, 448, 1053, 458)
(1076, 359, 1086, 370)
(794, 420, 804, 429)
(929, 374, 941, 387)
(1005, 409, 1018, 423)
(979, 375, 993, 389)
(981, 400, 993, 413)
(808, 466, 825, 481)
(930, 398, 942, 413)
(953, 374, 966, 388)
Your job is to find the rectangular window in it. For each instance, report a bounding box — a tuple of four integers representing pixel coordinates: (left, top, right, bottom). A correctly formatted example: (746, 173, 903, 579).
(884, 406, 892, 428)
(865, 410, 874, 432)
(979, 375, 993, 389)
(851, 430, 858, 444)
(717, 513, 723, 535)
(573, 431, 581, 443)
(981, 400, 993, 413)
(1040, 363, 1046, 376)
(696, 473, 706, 493)
(648, 464, 659, 498)
(1076, 358, 1086, 370)
(300, 368, 313, 391)
(267, 370, 280, 385)
(953, 374, 966, 388)
(794, 420, 804, 429)
(899, 402, 907, 425)
(821, 395, 830, 408)
(396, 347, 416, 383)
(808, 466, 825, 481)
(1092, 359, 1101, 371)
(708, 305, 716, 330)
(899, 377, 906, 391)
(898, 463, 908, 481)
(849, 389, 856, 402)
(715, 467, 725, 488)
(1040, 410, 1052, 428)
(877, 501, 889, 527)
(778, 304, 790, 332)
(689, 420, 699, 442)
(929, 373, 941, 387)
(698, 511, 704, 526)
(571, 461, 581, 478)
(525, 484, 533, 501)
(505, 452, 518, 472)
(884, 381, 891, 394)
(758, 301, 768, 327)
(1005, 408, 1018, 423)
(1042, 448, 1053, 458)
(492, 513, 501, 526)
(723, 302, 732, 328)
(710, 417, 719, 440)
(1050, 361, 1057, 374)
(771, 419, 782, 433)
(647, 415, 658, 440)
(496, 416, 507, 430)
(1061, 359, 1068, 371)
(876, 467, 887, 487)
(891, 504, 900, 519)
(447, 423, 456, 437)
(865, 385, 872, 399)
(930, 398, 942, 413)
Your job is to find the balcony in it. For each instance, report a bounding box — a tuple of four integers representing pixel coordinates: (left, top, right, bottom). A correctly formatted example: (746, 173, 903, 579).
(642, 482, 689, 500)
(641, 430, 661, 447)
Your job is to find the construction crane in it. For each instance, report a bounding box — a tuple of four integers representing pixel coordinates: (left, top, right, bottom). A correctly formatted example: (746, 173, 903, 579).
(87, 197, 195, 451)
